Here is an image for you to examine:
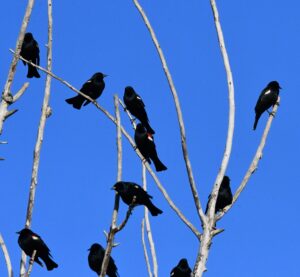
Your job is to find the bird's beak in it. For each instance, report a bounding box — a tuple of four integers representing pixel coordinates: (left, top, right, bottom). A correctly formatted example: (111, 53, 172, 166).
(111, 186, 116, 190)
(87, 248, 90, 251)
(103, 74, 108, 78)
(16, 231, 21, 234)
(279, 86, 282, 89)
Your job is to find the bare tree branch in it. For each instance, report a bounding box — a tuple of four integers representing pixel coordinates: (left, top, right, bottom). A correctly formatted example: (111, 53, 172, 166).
(141, 220, 153, 277)
(20, 1, 53, 275)
(194, 0, 236, 275)
(0, 0, 35, 135)
(0, 233, 13, 277)
(132, 0, 206, 223)
(13, 83, 30, 103)
(100, 95, 123, 277)
(142, 165, 158, 277)
(217, 98, 280, 220)
(25, 250, 36, 277)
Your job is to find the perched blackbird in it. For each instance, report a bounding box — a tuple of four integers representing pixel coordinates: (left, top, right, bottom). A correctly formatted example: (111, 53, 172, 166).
(123, 86, 155, 134)
(112, 181, 163, 216)
(134, 123, 167, 172)
(20, 33, 40, 78)
(170, 258, 192, 277)
(88, 243, 118, 277)
(205, 176, 233, 214)
(17, 228, 58, 271)
(253, 81, 281, 130)
(65, 72, 107, 109)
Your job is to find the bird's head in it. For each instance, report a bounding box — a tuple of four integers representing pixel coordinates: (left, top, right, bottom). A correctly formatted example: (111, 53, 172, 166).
(88, 243, 102, 252)
(267, 81, 281, 90)
(92, 72, 108, 81)
(16, 228, 30, 235)
(178, 258, 189, 268)
(24, 33, 33, 42)
(124, 86, 135, 97)
(111, 181, 125, 193)
(222, 176, 230, 188)
(135, 123, 146, 133)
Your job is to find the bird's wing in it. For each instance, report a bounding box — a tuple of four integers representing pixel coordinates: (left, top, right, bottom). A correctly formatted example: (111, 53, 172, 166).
(32, 233, 51, 253)
(35, 41, 40, 65)
(136, 94, 145, 107)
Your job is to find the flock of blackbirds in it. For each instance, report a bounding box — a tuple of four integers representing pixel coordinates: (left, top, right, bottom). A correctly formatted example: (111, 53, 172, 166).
(15, 32, 282, 276)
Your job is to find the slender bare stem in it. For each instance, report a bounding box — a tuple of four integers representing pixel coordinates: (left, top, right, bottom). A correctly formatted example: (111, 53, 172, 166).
(20, 2, 53, 275)
(141, 220, 153, 277)
(99, 95, 123, 277)
(132, 0, 206, 223)
(142, 165, 158, 277)
(205, 0, 235, 221)
(0, 0, 35, 135)
(8, 54, 200, 238)
(0, 233, 13, 277)
(217, 99, 280, 220)
(13, 83, 30, 103)
(25, 250, 36, 277)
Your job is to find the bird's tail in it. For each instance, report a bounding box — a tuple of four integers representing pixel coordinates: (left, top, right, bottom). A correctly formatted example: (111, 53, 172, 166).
(152, 155, 167, 172)
(146, 201, 163, 216)
(142, 121, 155, 134)
(253, 114, 261, 130)
(42, 255, 58, 271)
(65, 95, 85, 109)
(27, 64, 40, 78)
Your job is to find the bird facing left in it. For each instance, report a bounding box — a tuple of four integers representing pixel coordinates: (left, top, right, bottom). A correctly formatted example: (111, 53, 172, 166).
(17, 228, 58, 271)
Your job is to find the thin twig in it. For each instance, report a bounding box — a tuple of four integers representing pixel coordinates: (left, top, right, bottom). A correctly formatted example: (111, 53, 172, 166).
(13, 83, 30, 103)
(142, 165, 158, 277)
(25, 250, 36, 277)
(0, 233, 13, 277)
(9, 52, 201, 239)
(132, 0, 206, 223)
(141, 220, 153, 277)
(0, 0, 35, 135)
(116, 202, 136, 232)
(20, 1, 53, 275)
(118, 99, 137, 130)
(194, 1, 235, 275)
(217, 99, 280, 220)
(100, 95, 123, 277)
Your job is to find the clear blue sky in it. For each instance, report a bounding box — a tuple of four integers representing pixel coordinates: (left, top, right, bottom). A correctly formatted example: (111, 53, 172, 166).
(1, 1, 299, 276)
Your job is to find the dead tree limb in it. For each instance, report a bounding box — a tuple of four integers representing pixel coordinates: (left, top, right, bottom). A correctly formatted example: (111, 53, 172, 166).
(132, 0, 206, 223)
(0, 0, 35, 135)
(0, 233, 13, 277)
(20, 1, 53, 275)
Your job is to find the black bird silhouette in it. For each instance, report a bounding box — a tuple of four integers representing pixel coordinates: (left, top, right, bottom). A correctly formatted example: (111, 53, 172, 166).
(170, 258, 192, 277)
(17, 228, 58, 271)
(65, 72, 107, 109)
(20, 33, 40, 78)
(134, 123, 167, 172)
(253, 81, 281, 130)
(205, 176, 233, 214)
(88, 243, 118, 277)
(112, 181, 163, 216)
(123, 86, 155, 134)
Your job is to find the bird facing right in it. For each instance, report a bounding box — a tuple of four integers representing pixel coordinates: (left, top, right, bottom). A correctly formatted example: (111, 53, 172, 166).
(123, 86, 155, 134)
(88, 243, 119, 277)
(65, 72, 107, 109)
(170, 258, 192, 277)
(134, 123, 167, 172)
(205, 176, 233, 214)
(253, 81, 281, 130)
(17, 228, 58, 271)
(20, 32, 40, 78)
